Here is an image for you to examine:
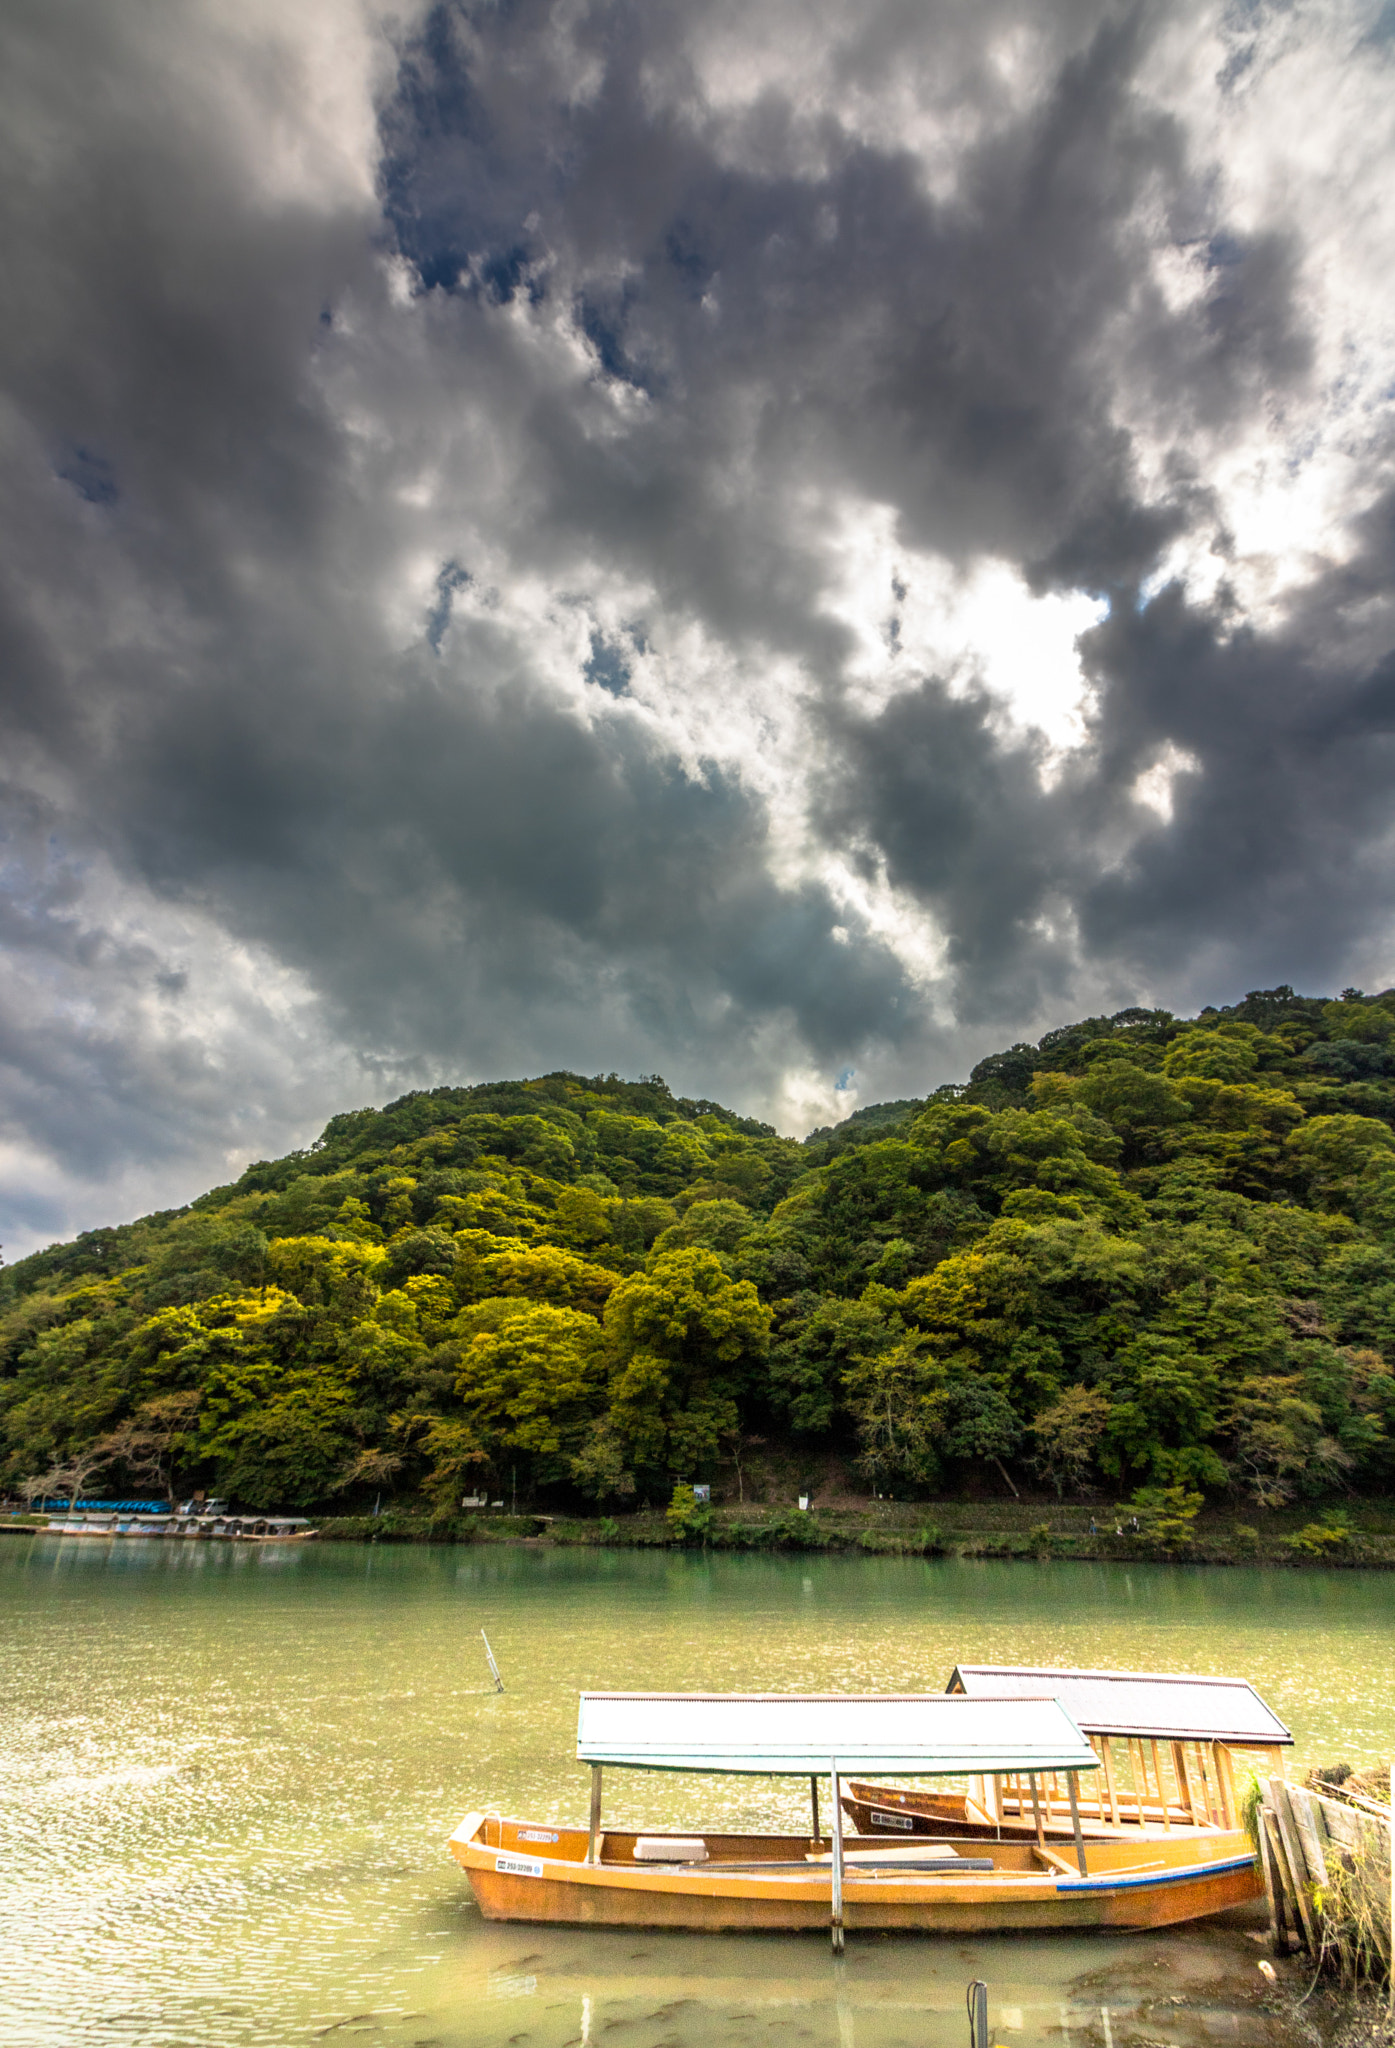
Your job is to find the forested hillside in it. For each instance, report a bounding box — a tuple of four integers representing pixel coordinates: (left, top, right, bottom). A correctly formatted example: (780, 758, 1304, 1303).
(6, 986, 1395, 1515)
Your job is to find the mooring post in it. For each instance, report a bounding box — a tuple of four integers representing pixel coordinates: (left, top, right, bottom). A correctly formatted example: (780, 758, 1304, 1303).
(588, 1764, 603, 1865)
(830, 1761, 845, 1954)
(965, 1979, 988, 2048)
(481, 1629, 504, 1692)
(1067, 1772, 1088, 1876)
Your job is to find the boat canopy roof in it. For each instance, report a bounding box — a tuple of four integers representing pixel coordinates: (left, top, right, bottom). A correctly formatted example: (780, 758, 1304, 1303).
(576, 1692, 1100, 1777)
(945, 1665, 1292, 1747)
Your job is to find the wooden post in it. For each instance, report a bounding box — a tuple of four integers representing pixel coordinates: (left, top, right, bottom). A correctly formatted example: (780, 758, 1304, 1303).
(1067, 1772, 1088, 1876)
(810, 1775, 820, 1845)
(1201, 1746, 1224, 1828)
(1262, 1809, 1294, 1950)
(830, 1762, 845, 1954)
(1222, 1745, 1242, 1830)
(1101, 1739, 1120, 1826)
(1028, 1772, 1046, 1848)
(1151, 1741, 1171, 1831)
(1257, 1803, 1281, 1952)
(1194, 1746, 1214, 1826)
(1271, 1779, 1317, 1953)
(587, 1764, 603, 1866)
(1128, 1740, 1148, 1829)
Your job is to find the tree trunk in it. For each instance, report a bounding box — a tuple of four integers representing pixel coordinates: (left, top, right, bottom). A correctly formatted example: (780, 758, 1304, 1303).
(994, 1457, 1020, 1499)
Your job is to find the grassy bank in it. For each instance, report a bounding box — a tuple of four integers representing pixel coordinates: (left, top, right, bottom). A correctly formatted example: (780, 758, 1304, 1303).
(312, 1496, 1395, 1564)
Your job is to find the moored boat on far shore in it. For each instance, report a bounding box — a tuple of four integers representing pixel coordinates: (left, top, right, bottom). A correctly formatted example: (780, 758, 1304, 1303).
(42, 1511, 316, 1541)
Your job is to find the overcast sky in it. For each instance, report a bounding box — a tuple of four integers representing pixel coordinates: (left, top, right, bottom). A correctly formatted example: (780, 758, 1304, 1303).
(2, 0, 1394, 1255)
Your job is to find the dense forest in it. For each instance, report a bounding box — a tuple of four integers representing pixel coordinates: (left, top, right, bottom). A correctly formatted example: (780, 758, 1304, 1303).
(6, 985, 1395, 1518)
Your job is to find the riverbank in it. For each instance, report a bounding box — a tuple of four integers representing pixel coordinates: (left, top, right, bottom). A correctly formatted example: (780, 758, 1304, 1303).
(1276, 1979, 1395, 2048)
(310, 1495, 1395, 1565)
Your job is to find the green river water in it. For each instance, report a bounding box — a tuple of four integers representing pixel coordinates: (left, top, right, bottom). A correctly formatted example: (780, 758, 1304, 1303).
(2, 1538, 1392, 2048)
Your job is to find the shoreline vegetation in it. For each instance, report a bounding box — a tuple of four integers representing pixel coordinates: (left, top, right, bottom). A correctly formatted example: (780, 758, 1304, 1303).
(7, 982, 1395, 1534)
(299, 1495, 1395, 1564)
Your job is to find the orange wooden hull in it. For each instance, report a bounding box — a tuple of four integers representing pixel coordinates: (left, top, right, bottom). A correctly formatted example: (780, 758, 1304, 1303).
(448, 1815, 1261, 1935)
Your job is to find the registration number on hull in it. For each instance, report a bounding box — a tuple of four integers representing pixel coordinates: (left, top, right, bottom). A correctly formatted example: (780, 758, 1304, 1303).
(496, 1854, 545, 1878)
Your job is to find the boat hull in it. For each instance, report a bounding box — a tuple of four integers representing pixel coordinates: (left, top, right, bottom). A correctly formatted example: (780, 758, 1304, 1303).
(449, 1817, 1261, 1936)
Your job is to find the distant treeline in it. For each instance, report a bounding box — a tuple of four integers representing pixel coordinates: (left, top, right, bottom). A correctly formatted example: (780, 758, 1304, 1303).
(4, 986, 1395, 1515)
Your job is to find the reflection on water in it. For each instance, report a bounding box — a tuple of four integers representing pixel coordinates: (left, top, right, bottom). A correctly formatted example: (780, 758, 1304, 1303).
(1, 1538, 1389, 2048)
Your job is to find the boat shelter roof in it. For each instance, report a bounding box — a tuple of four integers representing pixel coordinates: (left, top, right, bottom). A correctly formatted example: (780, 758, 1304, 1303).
(945, 1666, 1292, 1746)
(576, 1692, 1100, 1777)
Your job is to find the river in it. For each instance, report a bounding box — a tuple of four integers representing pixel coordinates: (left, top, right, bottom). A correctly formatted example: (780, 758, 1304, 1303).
(2, 1538, 1391, 2048)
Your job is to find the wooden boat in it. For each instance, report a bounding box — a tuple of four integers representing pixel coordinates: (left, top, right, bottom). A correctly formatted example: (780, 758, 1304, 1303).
(843, 1665, 1292, 1846)
(43, 1512, 316, 1542)
(448, 1692, 1260, 1947)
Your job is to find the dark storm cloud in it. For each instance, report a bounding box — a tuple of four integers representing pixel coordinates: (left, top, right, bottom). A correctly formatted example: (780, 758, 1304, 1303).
(0, 0, 1392, 1249)
(107, 622, 917, 1065)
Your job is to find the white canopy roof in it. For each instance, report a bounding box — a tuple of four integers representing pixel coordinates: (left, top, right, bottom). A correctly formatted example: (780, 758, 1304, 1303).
(576, 1692, 1100, 1777)
(946, 1665, 1292, 1746)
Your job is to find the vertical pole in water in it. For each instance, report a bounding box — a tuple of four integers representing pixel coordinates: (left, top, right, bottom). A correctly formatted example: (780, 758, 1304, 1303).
(830, 1761, 845, 1954)
(588, 1765, 603, 1866)
(966, 1980, 988, 2048)
(810, 1775, 821, 1845)
(1067, 1773, 1088, 1877)
(481, 1629, 504, 1692)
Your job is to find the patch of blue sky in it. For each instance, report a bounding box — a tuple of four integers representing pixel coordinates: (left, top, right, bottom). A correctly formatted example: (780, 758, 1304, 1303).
(377, 3, 548, 302)
(427, 559, 471, 653)
(584, 632, 631, 698)
(57, 446, 117, 506)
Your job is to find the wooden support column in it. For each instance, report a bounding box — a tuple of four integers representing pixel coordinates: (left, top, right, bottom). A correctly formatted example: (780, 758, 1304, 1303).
(587, 1764, 603, 1866)
(1067, 1772, 1089, 1877)
(1130, 1744, 1155, 1826)
(1203, 1746, 1222, 1827)
(1217, 1745, 1240, 1830)
(1101, 1739, 1120, 1826)
(1027, 1771, 1046, 1848)
(830, 1762, 845, 1954)
(1151, 1740, 1171, 1830)
(810, 1775, 821, 1846)
(1196, 1746, 1217, 1827)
